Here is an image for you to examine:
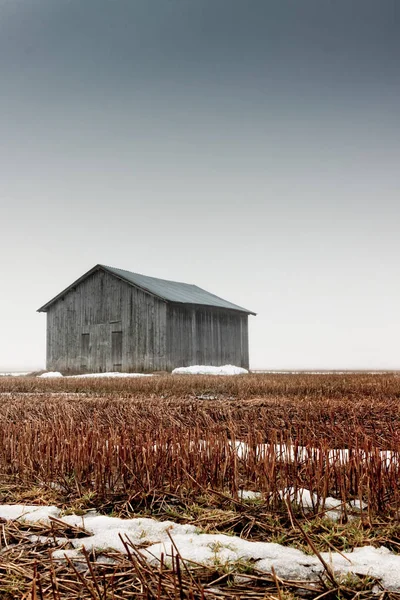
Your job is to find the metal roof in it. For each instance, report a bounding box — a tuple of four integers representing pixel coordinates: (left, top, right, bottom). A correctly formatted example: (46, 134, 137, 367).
(38, 264, 256, 315)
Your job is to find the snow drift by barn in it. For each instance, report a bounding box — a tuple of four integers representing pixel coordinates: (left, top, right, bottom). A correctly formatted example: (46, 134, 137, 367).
(38, 265, 255, 373)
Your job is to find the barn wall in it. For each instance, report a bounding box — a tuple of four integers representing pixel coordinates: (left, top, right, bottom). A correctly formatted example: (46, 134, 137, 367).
(46, 269, 167, 372)
(166, 305, 249, 370)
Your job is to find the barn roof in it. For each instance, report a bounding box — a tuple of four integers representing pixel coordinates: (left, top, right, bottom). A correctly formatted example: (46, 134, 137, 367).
(38, 264, 256, 315)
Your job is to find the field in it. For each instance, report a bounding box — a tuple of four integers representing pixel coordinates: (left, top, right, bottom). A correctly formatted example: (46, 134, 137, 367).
(1, 373, 400, 599)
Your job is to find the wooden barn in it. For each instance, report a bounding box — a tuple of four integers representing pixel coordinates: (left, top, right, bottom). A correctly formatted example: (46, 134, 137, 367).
(38, 264, 255, 373)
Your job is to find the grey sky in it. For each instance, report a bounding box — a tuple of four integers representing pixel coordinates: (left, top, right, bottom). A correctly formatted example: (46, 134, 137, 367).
(1, 0, 399, 370)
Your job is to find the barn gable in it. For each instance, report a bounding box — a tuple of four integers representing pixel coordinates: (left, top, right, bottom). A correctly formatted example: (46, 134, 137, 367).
(38, 264, 255, 315)
(38, 265, 255, 373)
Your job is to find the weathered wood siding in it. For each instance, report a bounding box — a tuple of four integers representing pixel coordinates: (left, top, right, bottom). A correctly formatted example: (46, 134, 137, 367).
(166, 304, 249, 370)
(46, 269, 167, 372)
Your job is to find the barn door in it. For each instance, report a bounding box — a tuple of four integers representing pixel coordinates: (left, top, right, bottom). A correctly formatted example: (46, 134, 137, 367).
(81, 333, 90, 371)
(112, 331, 123, 371)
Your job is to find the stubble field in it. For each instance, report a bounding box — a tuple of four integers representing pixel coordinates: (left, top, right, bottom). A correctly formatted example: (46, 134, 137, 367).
(1, 373, 400, 599)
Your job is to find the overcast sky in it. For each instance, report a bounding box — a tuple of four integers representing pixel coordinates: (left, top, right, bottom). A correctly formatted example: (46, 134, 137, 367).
(1, 0, 399, 371)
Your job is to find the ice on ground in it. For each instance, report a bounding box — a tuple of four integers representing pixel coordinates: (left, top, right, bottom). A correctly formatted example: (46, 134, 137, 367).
(172, 365, 248, 375)
(2, 504, 400, 589)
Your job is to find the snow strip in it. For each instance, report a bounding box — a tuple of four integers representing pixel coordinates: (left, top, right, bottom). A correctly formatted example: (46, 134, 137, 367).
(0, 504, 399, 590)
(252, 371, 394, 375)
(172, 365, 248, 375)
(154, 439, 398, 468)
(0, 372, 31, 377)
(0, 392, 88, 397)
(222, 440, 399, 467)
(67, 372, 154, 378)
(37, 372, 154, 378)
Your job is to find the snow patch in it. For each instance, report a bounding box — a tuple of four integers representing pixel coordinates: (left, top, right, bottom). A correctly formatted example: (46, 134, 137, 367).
(52, 548, 84, 560)
(37, 371, 63, 378)
(61, 513, 198, 554)
(172, 365, 248, 375)
(1, 504, 400, 589)
(0, 505, 60, 522)
(279, 487, 367, 517)
(239, 490, 263, 501)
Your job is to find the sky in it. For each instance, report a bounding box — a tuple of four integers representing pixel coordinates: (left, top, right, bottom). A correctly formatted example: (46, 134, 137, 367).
(1, 0, 399, 371)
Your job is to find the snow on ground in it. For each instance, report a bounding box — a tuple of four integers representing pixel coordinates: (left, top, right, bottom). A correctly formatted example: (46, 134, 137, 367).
(0, 504, 60, 521)
(237, 487, 365, 521)
(38, 365, 249, 377)
(0, 503, 399, 589)
(0, 372, 31, 377)
(0, 392, 88, 397)
(223, 439, 399, 467)
(38, 371, 64, 378)
(172, 365, 248, 375)
(238, 490, 263, 501)
(152, 439, 398, 469)
(37, 372, 154, 378)
(68, 372, 154, 378)
(252, 370, 394, 375)
(278, 487, 367, 520)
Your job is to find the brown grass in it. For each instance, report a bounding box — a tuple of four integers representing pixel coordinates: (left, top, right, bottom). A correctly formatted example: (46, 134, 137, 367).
(0, 517, 397, 600)
(1, 373, 400, 598)
(2, 370, 400, 399)
(0, 373, 400, 515)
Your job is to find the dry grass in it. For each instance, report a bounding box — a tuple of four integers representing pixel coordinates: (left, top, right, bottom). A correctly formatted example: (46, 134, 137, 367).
(1, 373, 400, 598)
(2, 371, 400, 399)
(1, 517, 398, 600)
(1, 374, 400, 514)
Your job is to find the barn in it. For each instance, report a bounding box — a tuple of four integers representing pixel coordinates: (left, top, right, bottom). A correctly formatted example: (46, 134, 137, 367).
(37, 264, 256, 373)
